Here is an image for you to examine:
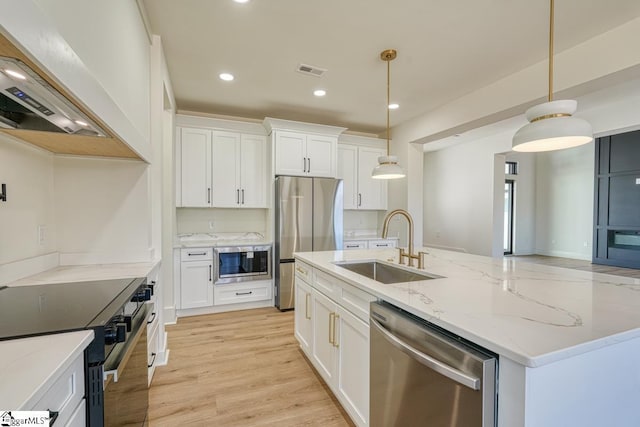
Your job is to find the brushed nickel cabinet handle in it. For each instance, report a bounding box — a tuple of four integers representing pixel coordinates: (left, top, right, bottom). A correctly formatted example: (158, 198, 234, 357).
(209, 264, 212, 282)
(305, 293, 311, 320)
(242, 189, 245, 204)
(207, 188, 211, 204)
(333, 314, 340, 348)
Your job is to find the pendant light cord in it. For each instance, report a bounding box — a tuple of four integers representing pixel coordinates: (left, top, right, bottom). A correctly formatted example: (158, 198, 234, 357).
(386, 55, 391, 156)
(548, 0, 554, 102)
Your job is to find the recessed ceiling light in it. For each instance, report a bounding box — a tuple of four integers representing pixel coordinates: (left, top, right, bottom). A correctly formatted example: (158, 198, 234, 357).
(4, 69, 26, 80)
(388, 103, 399, 110)
(233, 0, 250, 3)
(313, 89, 326, 97)
(74, 120, 89, 127)
(219, 73, 234, 81)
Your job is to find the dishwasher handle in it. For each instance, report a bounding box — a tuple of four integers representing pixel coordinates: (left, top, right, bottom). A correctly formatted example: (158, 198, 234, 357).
(371, 318, 481, 390)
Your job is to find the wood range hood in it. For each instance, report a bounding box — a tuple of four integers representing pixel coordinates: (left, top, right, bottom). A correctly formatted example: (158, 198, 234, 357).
(0, 33, 141, 159)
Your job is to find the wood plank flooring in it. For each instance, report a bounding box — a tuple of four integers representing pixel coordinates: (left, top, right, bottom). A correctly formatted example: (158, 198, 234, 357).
(511, 255, 640, 279)
(148, 308, 354, 427)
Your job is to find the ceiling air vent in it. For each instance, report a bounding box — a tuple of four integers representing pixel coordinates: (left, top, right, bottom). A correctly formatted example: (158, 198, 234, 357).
(296, 63, 327, 77)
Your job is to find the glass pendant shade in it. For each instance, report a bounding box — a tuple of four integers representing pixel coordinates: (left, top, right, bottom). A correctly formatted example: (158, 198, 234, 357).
(512, 100, 593, 152)
(371, 155, 405, 179)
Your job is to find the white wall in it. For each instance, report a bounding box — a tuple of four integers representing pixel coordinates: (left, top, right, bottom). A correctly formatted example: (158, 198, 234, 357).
(176, 208, 268, 236)
(0, 136, 56, 265)
(54, 157, 152, 264)
(423, 130, 514, 256)
(535, 143, 594, 260)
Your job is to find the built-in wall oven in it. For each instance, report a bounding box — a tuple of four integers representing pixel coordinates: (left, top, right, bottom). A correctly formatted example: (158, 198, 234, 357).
(214, 245, 272, 284)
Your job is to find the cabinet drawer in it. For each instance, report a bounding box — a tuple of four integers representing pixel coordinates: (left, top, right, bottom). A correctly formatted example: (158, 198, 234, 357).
(147, 320, 159, 385)
(32, 354, 84, 427)
(313, 268, 338, 299)
(294, 260, 312, 283)
(367, 239, 397, 249)
(339, 282, 377, 322)
(214, 281, 272, 305)
(64, 399, 86, 427)
(343, 240, 367, 250)
(180, 247, 213, 261)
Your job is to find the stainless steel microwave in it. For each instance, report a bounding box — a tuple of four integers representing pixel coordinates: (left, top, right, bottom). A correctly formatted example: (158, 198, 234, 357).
(213, 245, 272, 284)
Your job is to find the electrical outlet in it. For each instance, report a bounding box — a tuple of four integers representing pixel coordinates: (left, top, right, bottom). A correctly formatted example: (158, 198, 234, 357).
(38, 225, 46, 245)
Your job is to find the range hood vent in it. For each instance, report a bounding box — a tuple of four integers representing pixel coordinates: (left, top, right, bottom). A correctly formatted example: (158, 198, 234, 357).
(296, 63, 327, 77)
(0, 56, 107, 137)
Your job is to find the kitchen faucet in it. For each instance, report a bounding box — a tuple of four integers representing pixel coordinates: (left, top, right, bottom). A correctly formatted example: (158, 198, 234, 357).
(381, 209, 426, 269)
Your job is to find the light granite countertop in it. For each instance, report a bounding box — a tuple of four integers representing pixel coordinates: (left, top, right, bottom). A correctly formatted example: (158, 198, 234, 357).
(0, 330, 94, 410)
(6, 261, 159, 286)
(295, 248, 640, 368)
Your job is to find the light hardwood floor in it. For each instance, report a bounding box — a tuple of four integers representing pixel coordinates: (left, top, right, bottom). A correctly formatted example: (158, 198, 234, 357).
(148, 308, 354, 427)
(511, 255, 640, 279)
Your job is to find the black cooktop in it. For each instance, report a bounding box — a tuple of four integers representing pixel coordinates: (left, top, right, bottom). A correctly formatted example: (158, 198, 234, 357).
(0, 277, 145, 340)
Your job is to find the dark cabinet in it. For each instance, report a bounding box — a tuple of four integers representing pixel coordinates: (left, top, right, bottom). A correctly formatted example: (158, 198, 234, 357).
(593, 130, 640, 268)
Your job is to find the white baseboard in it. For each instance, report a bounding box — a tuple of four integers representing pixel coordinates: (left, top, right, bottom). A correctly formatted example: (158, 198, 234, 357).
(0, 252, 59, 285)
(156, 331, 169, 366)
(176, 300, 273, 318)
(59, 248, 155, 265)
(535, 249, 592, 261)
(424, 243, 469, 253)
(163, 305, 177, 324)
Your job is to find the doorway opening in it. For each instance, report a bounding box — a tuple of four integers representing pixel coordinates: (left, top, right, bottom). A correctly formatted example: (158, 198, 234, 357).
(504, 179, 515, 255)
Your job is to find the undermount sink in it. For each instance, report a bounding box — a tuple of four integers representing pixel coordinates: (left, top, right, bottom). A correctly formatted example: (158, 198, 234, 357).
(333, 260, 443, 284)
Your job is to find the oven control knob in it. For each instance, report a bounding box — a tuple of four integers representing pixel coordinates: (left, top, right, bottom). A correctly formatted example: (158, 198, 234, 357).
(104, 324, 127, 345)
(131, 288, 151, 302)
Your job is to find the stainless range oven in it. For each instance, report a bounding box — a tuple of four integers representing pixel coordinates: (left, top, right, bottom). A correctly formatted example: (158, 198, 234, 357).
(214, 245, 272, 284)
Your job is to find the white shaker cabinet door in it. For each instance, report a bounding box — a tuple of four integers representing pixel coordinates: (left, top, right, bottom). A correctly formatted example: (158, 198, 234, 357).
(306, 134, 336, 178)
(294, 278, 313, 355)
(312, 289, 338, 386)
(338, 144, 358, 209)
(180, 128, 212, 207)
(336, 305, 370, 427)
(211, 131, 241, 207)
(180, 260, 214, 309)
(357, 146, 387, 210)
(240, 134, 267, 207)
(275, 131, 306, 176)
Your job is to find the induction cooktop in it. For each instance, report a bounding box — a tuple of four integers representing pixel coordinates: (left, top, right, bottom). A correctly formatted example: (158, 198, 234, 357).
(0, 277, 142, 340)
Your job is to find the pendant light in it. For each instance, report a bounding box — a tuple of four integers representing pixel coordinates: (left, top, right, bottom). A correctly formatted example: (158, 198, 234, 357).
(512, 0, 592, 152)
(372, 49, 405, 179)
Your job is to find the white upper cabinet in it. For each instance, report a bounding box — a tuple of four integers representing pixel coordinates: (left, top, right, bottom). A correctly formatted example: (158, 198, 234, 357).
(239, 134, 268, 208)
(264, 117, 347, 178)
(273, 130, 336, 177)
(180, 127, 212, 207)
(338, 143, 387, 210)
(211, 131, 267, 208)
(176, 118, 268, 208)
(211, 131, 241, 207)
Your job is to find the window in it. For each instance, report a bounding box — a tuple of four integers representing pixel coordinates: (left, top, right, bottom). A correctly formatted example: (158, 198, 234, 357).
(505, 161, 518, 175)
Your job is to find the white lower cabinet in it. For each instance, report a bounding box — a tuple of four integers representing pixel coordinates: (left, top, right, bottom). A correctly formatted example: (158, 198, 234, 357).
(294, 261, 372, 427)
(213, 280, 271, 306)
(294, 278, 313, 354)
(311, 290, 338, 385)
(180, 258, 214, 309)
(335, 306, 369, 427)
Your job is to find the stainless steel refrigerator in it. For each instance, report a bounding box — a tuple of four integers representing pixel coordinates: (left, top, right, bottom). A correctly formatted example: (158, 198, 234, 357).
(275, 176, 343, 310)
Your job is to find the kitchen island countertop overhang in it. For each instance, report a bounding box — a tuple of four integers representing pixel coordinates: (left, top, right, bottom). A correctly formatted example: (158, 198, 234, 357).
(294, 248, 640, 368)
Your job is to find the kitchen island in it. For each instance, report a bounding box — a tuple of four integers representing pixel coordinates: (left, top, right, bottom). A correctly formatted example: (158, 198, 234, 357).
(295, 248, 640, 427)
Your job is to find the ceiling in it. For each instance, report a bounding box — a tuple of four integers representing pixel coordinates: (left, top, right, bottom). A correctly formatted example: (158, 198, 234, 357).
(142, 0, 640, 136)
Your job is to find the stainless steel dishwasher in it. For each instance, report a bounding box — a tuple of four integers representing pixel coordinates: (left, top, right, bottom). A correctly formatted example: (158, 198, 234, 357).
(370, 301, 497, 427)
